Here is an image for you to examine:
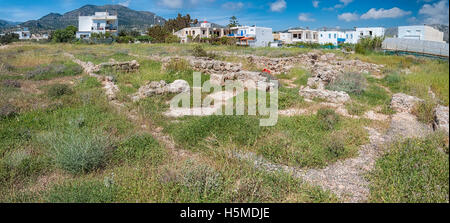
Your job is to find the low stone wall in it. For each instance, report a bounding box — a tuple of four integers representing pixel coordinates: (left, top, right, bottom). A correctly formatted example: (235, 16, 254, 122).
(98, 59, 140, 73)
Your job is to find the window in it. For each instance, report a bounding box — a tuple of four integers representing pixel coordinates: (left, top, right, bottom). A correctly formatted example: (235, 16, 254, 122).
(369, 31, 373, 36)
(329, 34, 331, 38)
(293, 34, 298, 38)
(186, 31, 188, 35)
(193, 31, 195, 35)
(320, 34, 323, 37)
(334, 34, 337, 38)
(202, 30, 206, 35)
(351, 34, 353, 39)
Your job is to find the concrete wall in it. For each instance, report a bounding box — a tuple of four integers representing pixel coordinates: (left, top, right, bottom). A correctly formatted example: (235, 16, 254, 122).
(398, 25, 444, 43)
(279, 32, 292, 44)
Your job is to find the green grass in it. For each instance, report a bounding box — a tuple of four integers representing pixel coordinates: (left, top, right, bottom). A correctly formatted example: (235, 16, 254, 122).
(44, 179, 117, 203)
(256, 115, 368, 168)
(170, 115, 262, 150)
(369, 134, 449, 203)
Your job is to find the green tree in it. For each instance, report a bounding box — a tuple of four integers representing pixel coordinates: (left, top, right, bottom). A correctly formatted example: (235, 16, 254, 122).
(164, 13, 196, 32)
(228, 16, 239, 27)
(51, 26, 77, 43)
(147, 25, 170, 43)
(0, 33, 19, 45)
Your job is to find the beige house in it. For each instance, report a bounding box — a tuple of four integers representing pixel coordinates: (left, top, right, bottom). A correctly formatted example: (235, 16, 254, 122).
(288, 29, 319, 43)
(173, 21, 231, 43)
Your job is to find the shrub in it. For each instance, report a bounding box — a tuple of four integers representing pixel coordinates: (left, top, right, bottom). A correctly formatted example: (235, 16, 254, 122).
(327, 72, 367, 95)
(164, 58, 191, 73)
(0, 33, 19, 45)
(412, 100, 437, 125)
(136, 35, 153, 43)
(45, 129, 113, 174)
(317, 108, 340, 130)
(0, 103, 18, 119)
(325, 133, 346, 158)
(1, 80, 21, 88)
(355, 36, 384, 55)
(47, 84, 73, 98)
(192, 45, 208, 57)
(165, 34, 180, 43)
(180, 162, 224, 201)
(116, 35, 135, 44)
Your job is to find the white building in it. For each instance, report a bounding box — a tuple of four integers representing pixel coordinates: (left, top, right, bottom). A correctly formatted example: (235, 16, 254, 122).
(13, 28, 31, 40)
(355, 27, 385, 38)
(288, 29, 319, 43)
(173, 21, 231, 43)
(398, 25, 444, 43)
(279, 32, 293, 44)
(318, 27, 385, 46)
(76, 12, 118, 39)
(229, 26, 274, 47)
(318, 31, 346, 45)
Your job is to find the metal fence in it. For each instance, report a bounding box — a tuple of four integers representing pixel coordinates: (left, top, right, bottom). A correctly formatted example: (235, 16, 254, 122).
(382, 38, 449, 58)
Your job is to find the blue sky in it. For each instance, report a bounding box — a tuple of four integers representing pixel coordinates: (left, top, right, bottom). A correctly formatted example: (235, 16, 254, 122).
(0, 0, 448, 30)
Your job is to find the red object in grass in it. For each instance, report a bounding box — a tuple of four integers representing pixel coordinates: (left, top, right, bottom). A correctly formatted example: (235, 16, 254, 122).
(262, 69, 271, 74)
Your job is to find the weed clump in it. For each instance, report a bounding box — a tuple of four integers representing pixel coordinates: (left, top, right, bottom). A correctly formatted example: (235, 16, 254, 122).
(1, 80, 21, 88)
(180, 163, 224, 200)
(0, 103, 18, 119)
(165, 58, 191, 73)
(317, 108, 340, 130)
(412, 100, 437, 125)
(45, 129, 113, 174)
(47, 84, 73, 98)
(192, 45, 216, 59)
(325, 133, 346, 158)
(327, 72, 367, 95)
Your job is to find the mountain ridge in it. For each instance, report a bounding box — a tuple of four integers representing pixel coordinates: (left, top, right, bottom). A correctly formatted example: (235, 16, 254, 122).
(14, 4, 166, 33)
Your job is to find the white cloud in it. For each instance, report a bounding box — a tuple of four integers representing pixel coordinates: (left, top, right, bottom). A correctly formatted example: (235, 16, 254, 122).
(339, 0, 353, 5)
(270, 0, 287, 12)
(298, 13, 315, 22)
(338, 12, 359, 22)
(157, 0, 215, 9)
(222, 2, 244, 10)
(361, 7, 412, 19)
(312, 1, 319, 8)
(159, 0, 183, 9)
(419, 0, 449, 25)
(119, 0, 131, 7)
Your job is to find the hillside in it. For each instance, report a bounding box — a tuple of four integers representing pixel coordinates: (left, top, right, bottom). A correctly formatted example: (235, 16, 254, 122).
(0, 19, 20, 29)
(18, 4, 166, 32)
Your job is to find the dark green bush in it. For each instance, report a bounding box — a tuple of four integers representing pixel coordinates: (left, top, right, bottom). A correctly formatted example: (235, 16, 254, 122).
(317, 108, 340, 130)
(325, 133, 346, 157)
(47, 84, 73, 98)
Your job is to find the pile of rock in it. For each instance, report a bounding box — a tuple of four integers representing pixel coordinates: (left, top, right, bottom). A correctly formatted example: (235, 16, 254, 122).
(98, 59, 140, 73)
(390, 93, 424, 113)
(131, 80, 190, 102)
(187, 57, 242, 74)
(210, 71, 278, 91)
(434, 105, 449, 134)
(299, 85, 350, 104)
